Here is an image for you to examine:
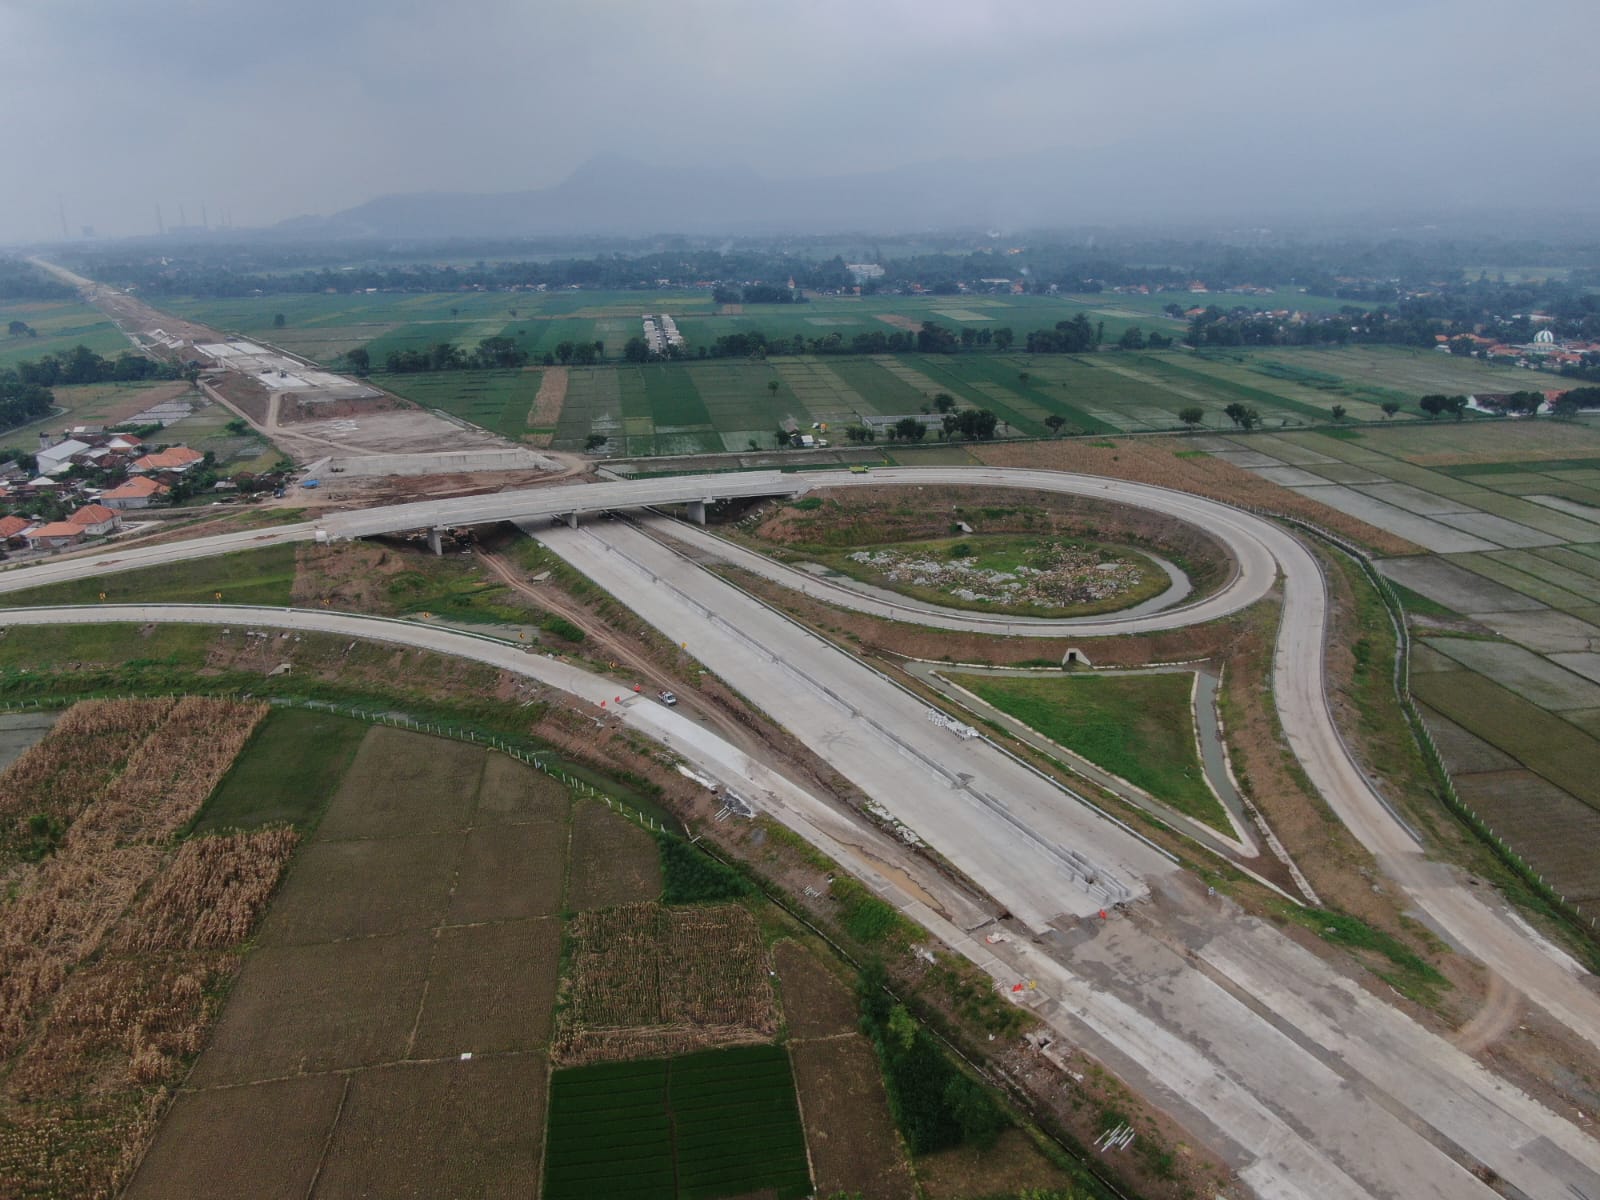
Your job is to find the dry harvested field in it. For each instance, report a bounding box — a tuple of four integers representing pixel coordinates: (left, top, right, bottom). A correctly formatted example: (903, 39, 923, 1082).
(123, 725, 582, 1199)
(1206, 421, 1600, 913)
(973, 436, 1420, 555)
(565, 796, 662, 911)
(0, 699, 290, 1200)
(556, 901, 779, 1065)
(776, 941, 916, 1200)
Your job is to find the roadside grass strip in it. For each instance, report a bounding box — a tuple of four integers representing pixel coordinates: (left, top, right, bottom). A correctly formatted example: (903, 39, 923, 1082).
(544, 1045, 812, 1200)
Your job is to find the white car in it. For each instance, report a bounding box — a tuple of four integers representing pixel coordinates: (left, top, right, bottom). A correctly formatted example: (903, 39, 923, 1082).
(657, 690, 678, 706)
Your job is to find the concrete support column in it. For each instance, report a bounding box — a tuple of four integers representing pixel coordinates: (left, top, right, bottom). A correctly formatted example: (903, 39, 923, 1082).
(565, 512, 579, 529)
(687, 499, 707, 526)
(427, 526, 444, 556)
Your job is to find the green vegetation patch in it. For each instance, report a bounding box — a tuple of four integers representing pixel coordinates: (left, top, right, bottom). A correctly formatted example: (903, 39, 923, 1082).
(193, 708, 368, 834)
(947, 671, 1230, 832)
(1, 544, 298, 608)
(857, 966, 1009, 1155)
(657, 834, 752, 904)
(1280, 905, 1448, 1005)
(544, 1045, 812, 1200)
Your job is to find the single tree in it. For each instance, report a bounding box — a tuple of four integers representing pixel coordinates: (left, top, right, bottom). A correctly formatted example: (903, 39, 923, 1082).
(272, 313, 286, 328)
(1017, 371, 1030, 386)
(933, 392, 956, 413)
(583, 433, 607, 451)
(346, 347, 370, 375)
(767, 380, 780, 396)
(1224, 402, 1261, 430)
(1419, 394, 1444, 419)
(1330, 404, 1347, 422)
(1178, 405, 1204, 429)
(1380, 401, 1400, 419)
(1044, 414, 1067, 437)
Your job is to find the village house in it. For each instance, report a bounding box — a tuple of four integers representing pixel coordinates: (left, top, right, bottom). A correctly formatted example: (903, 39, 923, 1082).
(26, 521, 85, 551)
(129, 446, 204, 475)
(101, 476, 168, 510)
(68, 503, 121, 536)
(0, 515, 33, 547)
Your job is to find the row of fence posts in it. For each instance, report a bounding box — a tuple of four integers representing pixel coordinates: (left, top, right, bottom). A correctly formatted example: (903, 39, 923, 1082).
(1258, 509, 1594, 936)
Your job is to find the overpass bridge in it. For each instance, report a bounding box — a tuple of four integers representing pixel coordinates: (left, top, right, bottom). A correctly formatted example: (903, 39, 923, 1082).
(318, 470, 808, 551)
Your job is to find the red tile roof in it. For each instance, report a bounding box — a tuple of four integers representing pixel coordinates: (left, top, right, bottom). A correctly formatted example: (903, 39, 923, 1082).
(0, 516, 31, 538)
(131, 446, 204, 472)
(103, 477, 168, 500)
(29, 522, 84, 540)
(69, 503, 118, 526)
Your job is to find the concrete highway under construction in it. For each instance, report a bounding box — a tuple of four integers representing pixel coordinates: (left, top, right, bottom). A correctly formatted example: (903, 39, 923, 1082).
(2, 467, 1598, 1200)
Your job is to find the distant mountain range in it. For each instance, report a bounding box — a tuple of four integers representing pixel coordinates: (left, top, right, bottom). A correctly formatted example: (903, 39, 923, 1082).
(275, 141, 1600, 240)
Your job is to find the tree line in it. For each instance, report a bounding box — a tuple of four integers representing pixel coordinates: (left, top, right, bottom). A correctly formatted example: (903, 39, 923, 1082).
(14, 345, 179, 388)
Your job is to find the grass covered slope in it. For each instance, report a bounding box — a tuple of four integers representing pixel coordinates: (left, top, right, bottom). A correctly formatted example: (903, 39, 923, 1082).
(947, 670, 1230, 831)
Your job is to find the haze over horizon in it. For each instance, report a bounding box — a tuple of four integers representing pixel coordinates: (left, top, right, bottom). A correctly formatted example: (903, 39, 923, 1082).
(3, 0, 1596, 243)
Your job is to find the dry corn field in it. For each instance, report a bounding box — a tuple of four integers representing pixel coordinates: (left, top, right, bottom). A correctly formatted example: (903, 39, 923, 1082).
(555, 901, 779, 1065)
(0, 699, 295, 1200)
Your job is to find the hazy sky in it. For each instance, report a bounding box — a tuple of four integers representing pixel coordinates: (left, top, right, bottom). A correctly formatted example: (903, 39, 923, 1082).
(2, 0, 1595, 242)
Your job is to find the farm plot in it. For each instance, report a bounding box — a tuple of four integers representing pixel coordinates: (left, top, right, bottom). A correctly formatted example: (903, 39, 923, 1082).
(0, 698, 290, 1200)
(372, 368, 541, 439)
(555, 901, 778, 1065)
(0, 298, 129, 371)
(544, 1045, 812, 1200)
(775, 942, 916, 1200)
(566, 797, 661, 910)
(124, 725, 596, 1199)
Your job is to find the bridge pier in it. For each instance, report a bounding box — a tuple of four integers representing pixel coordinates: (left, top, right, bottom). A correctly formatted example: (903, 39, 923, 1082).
(565, 512, 579, 529)
(427, 526, 444, 555)
(687, 499, 707, 526)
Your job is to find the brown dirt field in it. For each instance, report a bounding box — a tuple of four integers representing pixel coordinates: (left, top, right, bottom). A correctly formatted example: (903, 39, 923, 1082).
(206, 373, 271, 425)
(474, 750, 568, 824)
(277, 391, 407, 424)
(314, 727, 486, 840)
(187, 930, 433, 1086)
(412, 919, 562, 1057)
(773, 940, 859, 1039)
(876, 313, 921, 331)
(448, 820, 567, 923)
(973, 437, 1420, 556)
(563, 799, 661, 911)
(255, 832, 461, 946)
(719, 303, 745, 315)
(122, 1074, 347, 1200)
(312, 1054, 549, 1200)
(915, 1127, 1075, 1199)
(530, 365, 569, 427)
(791, 1036, 916, 1200)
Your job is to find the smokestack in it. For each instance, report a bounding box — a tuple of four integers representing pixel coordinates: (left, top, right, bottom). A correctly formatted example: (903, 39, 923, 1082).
(179, 204, 187, 228)
(156, 203, 165, 235)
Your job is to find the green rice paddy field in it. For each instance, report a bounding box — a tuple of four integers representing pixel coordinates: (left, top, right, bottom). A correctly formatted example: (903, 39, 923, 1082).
(155, 290, 1557, 454)
(0, 297, 131, 370)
